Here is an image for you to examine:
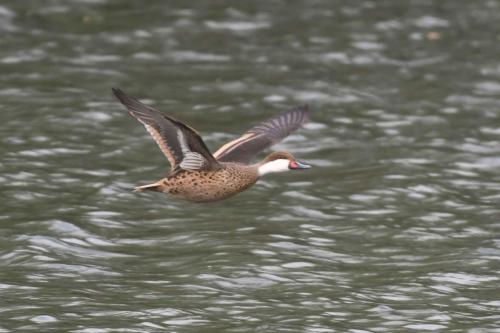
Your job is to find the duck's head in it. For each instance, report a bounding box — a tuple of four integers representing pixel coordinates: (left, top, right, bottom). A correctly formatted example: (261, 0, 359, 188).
(258, 151, 311, 176)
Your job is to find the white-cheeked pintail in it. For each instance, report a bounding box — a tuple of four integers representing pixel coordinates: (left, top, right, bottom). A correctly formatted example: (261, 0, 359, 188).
(113, 88, 312, 202)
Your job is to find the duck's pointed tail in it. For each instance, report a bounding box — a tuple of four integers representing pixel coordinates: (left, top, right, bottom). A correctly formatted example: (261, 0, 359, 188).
(133, 182, 162, 192)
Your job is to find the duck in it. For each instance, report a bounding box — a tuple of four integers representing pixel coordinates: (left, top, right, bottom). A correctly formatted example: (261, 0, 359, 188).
(112, 88, 311, 202)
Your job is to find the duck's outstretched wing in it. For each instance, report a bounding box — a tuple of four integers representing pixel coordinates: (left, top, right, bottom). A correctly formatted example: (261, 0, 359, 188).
(113, 88, 221, 172)
(213, 105, 310, 164)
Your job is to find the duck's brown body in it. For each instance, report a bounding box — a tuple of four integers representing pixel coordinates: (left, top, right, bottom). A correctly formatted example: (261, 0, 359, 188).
(112, 88, 311, 203)
(139, 163, 259, 202)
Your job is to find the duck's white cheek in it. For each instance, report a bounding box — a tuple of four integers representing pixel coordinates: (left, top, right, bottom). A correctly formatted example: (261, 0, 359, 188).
(258, 159, 290, 176)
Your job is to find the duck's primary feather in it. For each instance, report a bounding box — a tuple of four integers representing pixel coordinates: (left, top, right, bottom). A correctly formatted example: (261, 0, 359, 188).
(112, 88, 221, 172)
(213, 105, 310, 164)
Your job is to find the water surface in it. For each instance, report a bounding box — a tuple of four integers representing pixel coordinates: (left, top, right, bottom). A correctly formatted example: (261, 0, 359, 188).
(1, 1, 500, 332)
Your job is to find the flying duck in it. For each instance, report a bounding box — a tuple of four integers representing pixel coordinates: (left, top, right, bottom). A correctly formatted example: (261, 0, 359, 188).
(112, 88, 311, 202)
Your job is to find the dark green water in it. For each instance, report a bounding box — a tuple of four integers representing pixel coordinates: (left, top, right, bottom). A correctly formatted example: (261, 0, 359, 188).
(1, 1, 500, 332)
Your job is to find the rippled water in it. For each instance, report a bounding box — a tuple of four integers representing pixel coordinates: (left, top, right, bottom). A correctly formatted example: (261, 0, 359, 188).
(1, 1, 500, 332)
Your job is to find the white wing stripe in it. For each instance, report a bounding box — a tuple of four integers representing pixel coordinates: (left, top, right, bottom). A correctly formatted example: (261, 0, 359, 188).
(177, 128, 206, 170)
(180, 152, 205, 170)
(177, 129, 190, 154)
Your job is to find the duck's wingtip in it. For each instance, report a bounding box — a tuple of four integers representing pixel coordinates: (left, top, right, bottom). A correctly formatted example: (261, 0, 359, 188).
(290, 104, 311, 114)
(112, 88, 135, 107)
(112, 87, 124, 98)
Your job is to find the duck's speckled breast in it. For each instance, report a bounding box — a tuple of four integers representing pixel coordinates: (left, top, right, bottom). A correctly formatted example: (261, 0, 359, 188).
(158, 163, 259, 202)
